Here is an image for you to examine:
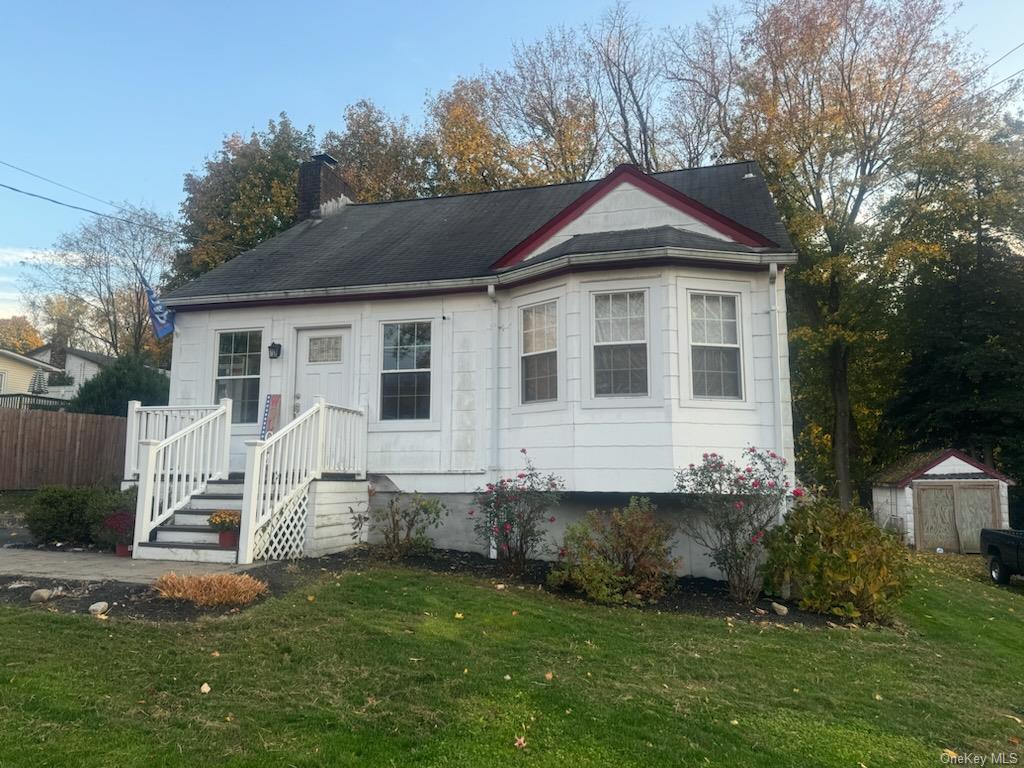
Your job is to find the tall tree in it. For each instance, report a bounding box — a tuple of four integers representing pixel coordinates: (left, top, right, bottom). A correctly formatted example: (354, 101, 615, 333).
(886, 118, 1024, 468)
(588, 2, 663, 171)
(24, 205, 177, 357)
(668, 0, 1000, 507)
(0, 315, 43, 353)
(177, 113, 317, 280)
(490, 27, 604, 182)
(428, 77, 544, 194)
(321, 100, 438, 202)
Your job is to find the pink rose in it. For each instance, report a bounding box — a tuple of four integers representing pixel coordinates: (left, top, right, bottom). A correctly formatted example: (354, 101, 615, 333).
(792, 487, 806, 498)
(548, 516, 556, 523)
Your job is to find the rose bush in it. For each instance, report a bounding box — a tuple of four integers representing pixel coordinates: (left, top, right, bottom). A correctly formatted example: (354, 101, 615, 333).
(675, 447, 801, 604)
(471, 450, 564, 575)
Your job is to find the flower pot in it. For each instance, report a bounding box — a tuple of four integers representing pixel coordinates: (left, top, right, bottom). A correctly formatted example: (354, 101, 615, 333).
(219, 530, 240, 548)
(115, 543, 132, 558)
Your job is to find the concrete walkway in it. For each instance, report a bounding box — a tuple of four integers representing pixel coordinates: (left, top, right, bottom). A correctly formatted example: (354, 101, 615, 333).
(0, 549, 249, 585)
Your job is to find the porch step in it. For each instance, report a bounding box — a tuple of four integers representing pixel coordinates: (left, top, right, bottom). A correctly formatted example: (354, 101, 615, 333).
(135, 541, 237, 564)
(186, 492, 243, 511)
(154, 524, 221, 545)
(206, 478, 245, 495)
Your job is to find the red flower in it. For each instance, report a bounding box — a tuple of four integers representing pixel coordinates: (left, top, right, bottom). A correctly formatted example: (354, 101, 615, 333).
(767, 480, 776, 489)
(503, 523, 512, 533)
(468, 509, 475, 517)
(548, 516, 556, 523)
(734, 501, 745, 510)
(517, 473, 526, 479)
(558, 547, 567, 558)
(792, 487, 806, 498)
(751, 529, 765, 544)
(751, 479, 761, 488)
(520, 448, 528, 454)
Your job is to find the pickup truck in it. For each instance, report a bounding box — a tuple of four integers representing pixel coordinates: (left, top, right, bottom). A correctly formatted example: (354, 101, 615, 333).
(980, 528, 1024, 584)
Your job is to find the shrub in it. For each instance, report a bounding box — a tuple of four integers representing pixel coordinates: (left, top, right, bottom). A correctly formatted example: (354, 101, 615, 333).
(153, 572, 269, 607)
(25, 486, 119, 544)
(763, 498, 911, 622)
(70, 354, 169, 416)
(471, 450, 564, 575)
(352, 493, 447, 559)
(209, 510, 241, 531)
(548, 497, 678, 605)
(674, 448, 802, 604)
(92, 511, 135, 549)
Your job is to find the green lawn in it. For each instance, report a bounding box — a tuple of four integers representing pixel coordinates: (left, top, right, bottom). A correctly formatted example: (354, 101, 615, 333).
(1, 555, 1022, 767)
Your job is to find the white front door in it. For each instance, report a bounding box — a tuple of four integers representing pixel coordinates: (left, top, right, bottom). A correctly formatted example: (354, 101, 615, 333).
(293, 328, 351, 418)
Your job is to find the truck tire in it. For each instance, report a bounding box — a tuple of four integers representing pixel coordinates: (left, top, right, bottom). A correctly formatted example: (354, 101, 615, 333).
(989, 555, 1011, 585)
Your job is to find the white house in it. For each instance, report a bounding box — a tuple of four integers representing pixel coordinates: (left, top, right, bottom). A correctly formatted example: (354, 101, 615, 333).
(872, 448, 1013, 554)
(28, 345, 116, 399)
(123, 156, 797, 574)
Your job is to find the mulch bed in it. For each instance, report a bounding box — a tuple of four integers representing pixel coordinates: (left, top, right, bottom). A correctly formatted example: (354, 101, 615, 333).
(0, 547, 829, 626)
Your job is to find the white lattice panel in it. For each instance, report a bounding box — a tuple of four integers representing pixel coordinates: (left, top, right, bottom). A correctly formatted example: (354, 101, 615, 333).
(254, 489, 308, 560)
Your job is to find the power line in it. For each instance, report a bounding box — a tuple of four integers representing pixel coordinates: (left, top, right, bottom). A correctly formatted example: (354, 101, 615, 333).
(0, 181, 182, 238)
(0, 158, 124, 212)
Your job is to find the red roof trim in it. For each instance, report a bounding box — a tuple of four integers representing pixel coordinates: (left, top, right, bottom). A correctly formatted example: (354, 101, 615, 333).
(897, 448, 1015, 488)
(491, 164, 778, 270)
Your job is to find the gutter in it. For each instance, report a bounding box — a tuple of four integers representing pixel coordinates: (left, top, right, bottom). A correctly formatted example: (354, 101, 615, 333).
(164, 246, 798, 309)
(767, 263, 785, 457)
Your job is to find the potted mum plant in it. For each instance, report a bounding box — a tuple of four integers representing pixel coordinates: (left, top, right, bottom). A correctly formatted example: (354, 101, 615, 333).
(209, 509, 241, 548)
(97, 511, 135, 557)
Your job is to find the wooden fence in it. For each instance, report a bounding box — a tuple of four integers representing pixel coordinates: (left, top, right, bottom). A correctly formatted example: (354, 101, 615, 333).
(0, 409, 127, 490)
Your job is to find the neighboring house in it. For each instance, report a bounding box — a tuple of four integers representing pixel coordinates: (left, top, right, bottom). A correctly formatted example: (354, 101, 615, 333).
(124, 155, 797, 572)
(872, 448, 1013, 554)
(0, 347, 61, 395)
(28, 345, 116, 399)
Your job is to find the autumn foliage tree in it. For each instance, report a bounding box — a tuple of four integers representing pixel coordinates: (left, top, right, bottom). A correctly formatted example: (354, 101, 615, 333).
(0, 316, 43, 353)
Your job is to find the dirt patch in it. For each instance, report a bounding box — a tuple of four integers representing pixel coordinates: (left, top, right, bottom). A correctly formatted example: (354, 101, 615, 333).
(0, 546, 827, 626)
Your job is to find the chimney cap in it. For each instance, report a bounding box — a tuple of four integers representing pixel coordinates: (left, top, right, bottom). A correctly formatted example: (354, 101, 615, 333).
(311, 153, 338, 166)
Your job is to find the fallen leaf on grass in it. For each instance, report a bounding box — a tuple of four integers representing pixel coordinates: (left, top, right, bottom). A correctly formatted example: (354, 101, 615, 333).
(874, 693, 883, 701)
(942, 749, 959, 759)
(454, 612, 464, 620)
(544, 671, 554, 681)
(730, 719, 739, 726)
(307, 595, 316, 603)
(514, 735, 526, 749)
(503, 674, 512, 681)
(210, 651, 220, 658)
(1002, 714, 1023, 725)
(200, 683, 211, 694)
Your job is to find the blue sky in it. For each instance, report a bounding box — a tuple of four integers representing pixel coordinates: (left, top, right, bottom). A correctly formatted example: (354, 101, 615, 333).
(0, 0, 1020, 318)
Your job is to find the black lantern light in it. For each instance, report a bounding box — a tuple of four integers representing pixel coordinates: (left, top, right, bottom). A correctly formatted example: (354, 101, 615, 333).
(267, 342, 282, 359)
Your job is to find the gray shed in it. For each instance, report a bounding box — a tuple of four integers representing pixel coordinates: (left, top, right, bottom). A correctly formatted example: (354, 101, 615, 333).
(871, 449, 1014, 554)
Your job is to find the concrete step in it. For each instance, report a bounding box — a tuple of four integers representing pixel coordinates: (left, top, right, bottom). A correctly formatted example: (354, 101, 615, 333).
(186, 493, 243, 511)
(135, 541, 237, 564)
(155, 524, 221, 545)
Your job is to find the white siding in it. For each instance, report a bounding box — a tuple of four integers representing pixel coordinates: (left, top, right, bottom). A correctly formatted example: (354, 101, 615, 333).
(167, 263, 794, 493)
(521, 179, 731, 261)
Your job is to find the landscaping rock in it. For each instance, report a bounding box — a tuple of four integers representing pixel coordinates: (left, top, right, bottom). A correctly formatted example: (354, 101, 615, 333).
(89, 601, 109, 616)
(771, 601, 789, 616)
(29, 588, 52, 603)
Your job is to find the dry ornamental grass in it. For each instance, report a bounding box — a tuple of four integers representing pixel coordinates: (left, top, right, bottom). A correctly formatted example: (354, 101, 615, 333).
(153, 572, 269, 607)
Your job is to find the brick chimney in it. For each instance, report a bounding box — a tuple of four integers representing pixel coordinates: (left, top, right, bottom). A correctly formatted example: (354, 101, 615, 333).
(296, 153, 354, 221)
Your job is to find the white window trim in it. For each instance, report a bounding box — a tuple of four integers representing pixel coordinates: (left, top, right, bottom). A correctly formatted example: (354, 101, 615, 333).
(212, 327, 266, 427)
(689, 291, 744, 401)
(678, 278, 757, 411)
(512, 288, 567, 414)
(0, 371, 6, 393)
(370, 318, 441, 432)
(580, 278, 662, 409)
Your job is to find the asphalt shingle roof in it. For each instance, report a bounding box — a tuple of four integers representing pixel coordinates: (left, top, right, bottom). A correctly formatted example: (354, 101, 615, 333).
(168, 162, 794, 302)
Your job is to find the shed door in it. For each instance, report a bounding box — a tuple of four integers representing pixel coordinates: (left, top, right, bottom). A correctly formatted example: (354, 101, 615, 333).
(954, 484, 998, 555)
(293, 328, 351, 417)
(916, 485, 959, 552)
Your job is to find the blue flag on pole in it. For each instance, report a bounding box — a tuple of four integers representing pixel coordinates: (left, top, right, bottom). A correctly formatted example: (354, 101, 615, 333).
(142, 275, 174, 339)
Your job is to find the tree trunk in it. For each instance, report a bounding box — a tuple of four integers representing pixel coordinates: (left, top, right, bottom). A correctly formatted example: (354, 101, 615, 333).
(830, 340, 853, 511)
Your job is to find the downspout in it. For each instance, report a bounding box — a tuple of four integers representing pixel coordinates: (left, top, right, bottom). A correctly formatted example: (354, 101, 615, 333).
(768, 263, 785, 458)
(487, 283, 499, 561)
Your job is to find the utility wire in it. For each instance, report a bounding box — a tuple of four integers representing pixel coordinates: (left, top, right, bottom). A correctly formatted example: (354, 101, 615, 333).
(0, 158, 124, 212)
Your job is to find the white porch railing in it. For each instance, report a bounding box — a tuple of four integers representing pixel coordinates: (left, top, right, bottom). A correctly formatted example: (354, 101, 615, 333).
(124, 401, 223, 479)
(238, 398, 366, 564)
(132, 399, 233, 550)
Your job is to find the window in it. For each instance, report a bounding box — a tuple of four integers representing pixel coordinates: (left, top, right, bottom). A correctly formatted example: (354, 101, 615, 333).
(593, 291, 648, 396)
(380, 321, 431, 420)
(521, 301, 557, 403)
(308, 335, 343, 363)
(215, 330, 262, 423)
(690, 293, 742, 399)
